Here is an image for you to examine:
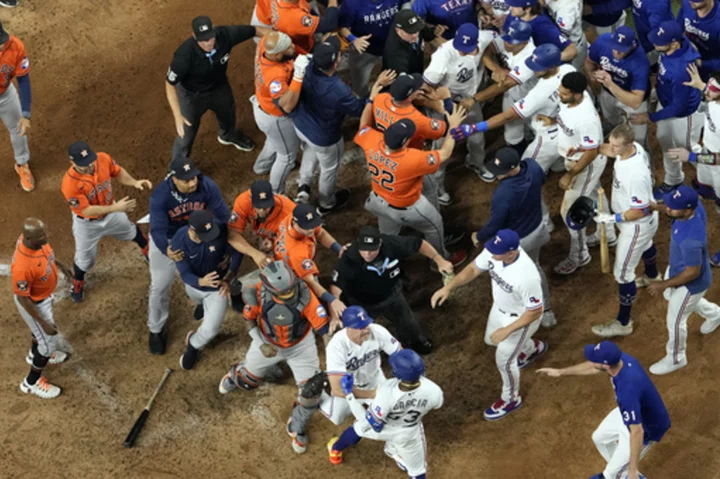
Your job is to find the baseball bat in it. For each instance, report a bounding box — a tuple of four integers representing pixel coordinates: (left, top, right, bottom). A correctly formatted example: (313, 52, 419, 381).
(124, 368, 172, 448)
(597, 188, 611, 274)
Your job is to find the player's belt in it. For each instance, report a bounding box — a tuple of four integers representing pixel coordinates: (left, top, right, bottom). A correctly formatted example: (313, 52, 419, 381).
(498, 308, 519, 318)
(373, 192, 407, 210)
(75, 214, 102, 222)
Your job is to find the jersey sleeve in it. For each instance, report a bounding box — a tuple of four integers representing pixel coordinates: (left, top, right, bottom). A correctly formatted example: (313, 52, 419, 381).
(588, 39, 601, 63)
(12, 266, 34, 297)
(331, 256, 354, 291)
(13, 40, 30, 77)
(228, 194, 250, 232)
(242, 285, 262, 321)
(627, 176, 651, 210)
(508, 59, 535, 86)
(368, 387, 393, 423)
(303, 291, 330, 333)
(679, 239, 705, 268)
(290, 10, 320, 37)
(519, 274, 544, 312)
(204, 177, 231, 224)
(224, 25, 257, 47)
(325, 336, 348, 375)
(423, 49, 449, 87)
(167, 49, 189, 85)
(478, 30, 498, 55)
(374, 325, 402, 355)
(413, 113, 448, 141)
(412, 150, 442, 175)
(353, 125, 380, 150)
(473, 248, 492, 271)
(579, 116, 602, 150)
(108, 155, 122, 177)
(411, 0, 428, 18)
(533, 16, 571, 50)
(61, 178, 90, 216)
(512, 81, 549, 119)
(268, 73, 290, 100)
(338, 1, 355, 29)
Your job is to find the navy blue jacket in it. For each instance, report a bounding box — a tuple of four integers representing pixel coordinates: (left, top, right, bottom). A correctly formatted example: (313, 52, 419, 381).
(650, 40, 702, 122)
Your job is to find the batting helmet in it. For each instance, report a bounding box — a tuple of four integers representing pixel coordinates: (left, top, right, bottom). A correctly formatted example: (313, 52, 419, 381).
(341, 306, 374, 329)
(259, 260, 299, 297)
(565, 196, 595, 230)
(525, 44, 562, 72)
(389, 349, 425, 382)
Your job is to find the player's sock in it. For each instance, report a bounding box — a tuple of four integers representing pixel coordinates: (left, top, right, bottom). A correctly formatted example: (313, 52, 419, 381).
(133, 226, 148, 249)
(31, 338, 39, 357)
(73, 263, 86, 281)
(333, 426, 361, 452)
(26, 353, 50, 385)
(412, 475, 427, 479)
(642, 244, 658, 279)
(617, 282, 636, 326)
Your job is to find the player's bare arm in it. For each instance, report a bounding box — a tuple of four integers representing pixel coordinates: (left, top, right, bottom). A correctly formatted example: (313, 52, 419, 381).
(165, 81, 191, 138)
(489, 307, 543, 344)
(628, 423, 644, 479)
(16, 296, 57, 335)
(559, 147, 598, 190)
(339, 27, 370, 54)
(668, 147, 720, 166)
(418, 240, 453, 274)
(560, 42, 578, 63)
(254, 26, 273, 38)
(228, 230, 270, 268)
(647, 265, 701, 297)
(438, 104, 467, 161)
(431, 261, 483, 308)
(535, 113, 557, 126)
(304, 274, 347, 320)
(472, 76, 515, 104)
(80, 195, 137, 217)
(116, 167, 152, 191)
(595, 71, 645, 110)
(537, 360, 601, 377)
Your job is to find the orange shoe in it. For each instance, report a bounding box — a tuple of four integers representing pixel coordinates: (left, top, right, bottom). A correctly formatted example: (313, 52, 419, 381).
(15, 163, 35, 192)
(327, 437, 343, 465)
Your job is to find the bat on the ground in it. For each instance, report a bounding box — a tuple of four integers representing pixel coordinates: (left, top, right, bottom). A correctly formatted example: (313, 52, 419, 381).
(124, 368, 172, 448)
(597, 188, 611, 274)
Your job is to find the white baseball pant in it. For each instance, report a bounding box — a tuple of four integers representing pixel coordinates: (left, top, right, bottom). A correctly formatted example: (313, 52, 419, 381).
(613, 214, 658, 284)
(484, 304, 541, 403)
(251, 95, 300, 194)
(72, 212, 137, 272)
(243, 332, 321, 384)
(354, 423, 428, 477)
(571, 36, 589, 73)
(349, 50, 380, 99)
(598, 88, 649, 148)
(250, 5, 271, 45)
(147, 236, 177, 334)
(502, 91, 526, 146)
(1, 84, 30, 166)
(695, 156, 720, 197)
(592, 407, 655, 479)
(655, 106, 703, 186)
(295, 127, 344, 209)
(14, 295, 60, 357)
(523, 128, 561, 230)
(319, 372, 384, 425)
(183, 284, 229, 349)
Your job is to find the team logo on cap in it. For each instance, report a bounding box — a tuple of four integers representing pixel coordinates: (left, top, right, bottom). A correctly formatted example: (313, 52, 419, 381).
(199, 24, 209, 32)
(494, 158, 501, 166)
(81, 150, 89, 157)
(306, 212, 314, 220)
(616, 33, 626, 42)
(493, 235, 502, 244)
(408, 17, 417, 25)
(205, 222, 212, 231)
(658, 27, 665, 36)
(184, 164, 191, 171)
(462, 35, 471, 45)
(259, 192, 267, 199)
(594, 343, 602, 351)
(673, 190, 681, 199)
(364, 237, 375, 243)
(209, 245, 216, 252)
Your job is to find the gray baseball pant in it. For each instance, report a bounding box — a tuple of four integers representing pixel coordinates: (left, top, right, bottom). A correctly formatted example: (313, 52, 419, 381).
(14, 295, 59, 357)
(349, 51, 380, 98)
(72, 212, 137, 272)
(251, 95, 299, 194)
(147, 236, 177, 334)
(295, 127, 344, 209)
(184, 284, 228, 349)
(1, 84, 30, 166)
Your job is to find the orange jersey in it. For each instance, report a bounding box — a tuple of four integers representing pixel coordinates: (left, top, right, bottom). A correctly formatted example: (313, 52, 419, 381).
(254, 37, 295, 117)
(273, 215, 320, 279)
(372, 93, 448, 149)
(354, 126, 442, 208)
(270, 0, 319, 54)
(256, 0, 273, 24)
(0, 36, 31, 94)
(11, 236, 58, 302)
(229, 191, 296, 241)
(61, 153, 122, 218)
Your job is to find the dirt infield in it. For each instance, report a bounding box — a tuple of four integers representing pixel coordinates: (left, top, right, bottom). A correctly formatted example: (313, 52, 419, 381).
(1, 1, 720, 478)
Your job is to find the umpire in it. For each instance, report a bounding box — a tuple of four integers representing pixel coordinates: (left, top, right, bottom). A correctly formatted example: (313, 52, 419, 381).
(470, 148, 556, 327)
(329, 226, 453, 354)
(382, 10, 438, 75)
(166, 16, 268, 158)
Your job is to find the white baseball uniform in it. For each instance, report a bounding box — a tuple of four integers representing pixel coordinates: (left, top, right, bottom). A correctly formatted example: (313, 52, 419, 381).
(474, 246, 544, 403)
(353, 377, 444, 477)
(481, 0, 510, 18)
(557, 91, 606, 265)
(695, 100, 720, 195)
(319, 324, 401, 425)
(544, 0, 588, 71)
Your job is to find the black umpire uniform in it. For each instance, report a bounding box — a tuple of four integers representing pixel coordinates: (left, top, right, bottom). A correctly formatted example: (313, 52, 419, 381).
(330, 226, 434, 354)
(166, 16, 257, 159)
(382, 10, 436, 75)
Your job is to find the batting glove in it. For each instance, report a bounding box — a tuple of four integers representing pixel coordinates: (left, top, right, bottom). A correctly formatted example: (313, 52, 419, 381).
(340, 373, 355, 395)
(450, 121, 487, 141)
(593, 212, 617, 224)
(293, 54, 310, 80)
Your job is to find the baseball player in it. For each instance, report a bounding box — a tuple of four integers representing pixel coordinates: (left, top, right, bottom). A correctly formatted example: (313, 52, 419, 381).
(505, 0, 578, 64)
(147, 156, 230, 355)
(270, 0, 340, 55)
(582, 0, 628, 43)
(61, 141, 151, 303)
(228, 179, 295, 269)
(586, 125, 661, 339)
(0, 22, 33, 192)
(251, 32, 308, 195)
(479, 0, 510, 31)
(423, 23, 496, 182)
(251, 0, 273, 36)
(327, 349, 443, 479)
(586, 26, 650, 147)
(538, 341, 671, 479)
(412, 0, 478, 39)
(630, 22, 703, 200)
(319, 306, 402, 425)
(171, 210, 243, 370)
(629, 0, 673, 65)
(338, 0, 404, 97)
(219, 260, 333, 454)
(12, 218, 73, 399)
(432, 229, 547, 420)
(543, 0, 588, 71)
(678, 0, 720, 81)
(644, 186, 720, 374)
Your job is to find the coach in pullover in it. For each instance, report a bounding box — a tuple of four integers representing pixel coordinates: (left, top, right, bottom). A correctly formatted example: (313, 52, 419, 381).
(677, 0, 720, 81)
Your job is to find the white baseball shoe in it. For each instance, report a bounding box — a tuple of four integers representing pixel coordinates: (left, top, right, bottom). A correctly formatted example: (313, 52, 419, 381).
(541, 311, 557, 328)
(26, 350, 68, 365)
(553, 255, 591, 275)
(635, 274, 661, 288)
(20, 377, 62, 399)
(649, 356, 687, 376)
(438, 192, 452, 206)
(592, 319, 634, 338)
(484, 396, 523, 421)
(286, 417, 308, 454)
(700, 318, 720, 335)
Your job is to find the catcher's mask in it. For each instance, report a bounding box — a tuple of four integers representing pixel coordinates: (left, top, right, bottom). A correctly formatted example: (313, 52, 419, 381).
(260, 260, 299, 300)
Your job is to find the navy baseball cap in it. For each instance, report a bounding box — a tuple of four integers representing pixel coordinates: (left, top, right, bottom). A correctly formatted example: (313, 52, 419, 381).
(342, 306, 375, 329)
(485, 147, 521, 175)
(390, 73, 424, 101)
(169, 155, 201, 181)
(648, 21, 683, 47)
(250, 180, 275, 209)
(189, 210, 220, 242)
(384, 119, 416, 149)
(525, 44, 562, 71)
(505, 0, 538, 6)
(357, 225, 382, 251)
(192, 16, 216, 42)
(313, 36, 341, 70)
(609, 26, 637, 53)
(584, 341, 622, 366)
(395, 10, 425, 34)
(484, 229, 520, 255)
(453, 23, 479, 54)
(68, 141, 98, 166)
(663, 185, 699, 210)
(0, 21, 9, 44)
(293, 203, 323, 229)
(502, 19, 532, 45)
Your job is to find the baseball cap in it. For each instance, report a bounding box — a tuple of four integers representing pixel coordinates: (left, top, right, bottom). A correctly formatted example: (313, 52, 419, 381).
(169, 155, 201, 181)
(68, 141, 98, 167)
(648, 21, 683, 47)
(502, 19, 532, 45)
(384, 119, 416, 149)
(189, 210, 220, 242)
(390, 73, 424, 101)
(250, 180, 275, 209)
(342, 306, 375, 330)
(357, 226, 382, 251)
(0, 21, 9, 44)
(505, 0, 538, 6)
(484, 229, 520, 255)
(609, 26, 637, 53)
(293, 203, 323, 230)
(192, 16, 216, 42)
(525, 44, 562, 71)
(312, 36, 341, 70)
(453, 23, 479, 54)
(584, 341, 622, 366)
(395, 10, 425, 34)
(663, 185, 699, 210)
(485, 147, 521, 176)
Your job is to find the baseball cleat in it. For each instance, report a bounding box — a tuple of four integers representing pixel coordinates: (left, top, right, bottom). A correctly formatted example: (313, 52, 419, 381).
(700, 318, 720, 335)
(553, 255, 591, 275)
(540, 311, 557, 328)
(327, 437, 343, 465)
(179, 332, 199, 370)
(635, 274, 661, 288)
(592, 319, 633, 338)
(317, 188, 351, 216)
(438, 192, 452, 206)
(193, 304, 204, 321)
(20, 377, 62, 399)
(219, 372, 238, 395)
(0, 0, 20, 8)
(148, 330, 167, 355)
(70, 279, 85, 303)
(649, 356, 687, 376)
(484, 396, 522, 421)
(478, 170, 496, 183)
(217, 132, 255, 152)
(518, 340, 547, 370)
(653, 183, 681, 202)
(586, 230, 618, 248)
(26, 350, 68, 365)
(447, 249, 468, 267)
(286, 417, 308, 454)
(710, 251, 720, 267)
(295, 184, 311, 203)
(15, 163, 35, 192)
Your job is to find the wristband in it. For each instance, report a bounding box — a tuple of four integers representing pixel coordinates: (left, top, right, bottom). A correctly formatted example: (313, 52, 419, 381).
(22, 111, 31, 120)
(475, 121, 488, 132)
(290, 77, 303, 93)
(347, 34, 358, 42)
(615, 213, 623, 223)
(249, 327, 264, 343)
(366, 97, 374, 105)
(321, 291, 337, 303)
(330, 241, 342, 254)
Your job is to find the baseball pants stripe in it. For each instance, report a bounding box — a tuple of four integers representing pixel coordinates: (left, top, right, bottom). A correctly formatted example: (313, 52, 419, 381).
(580, 162, 594, 196)
(14, 295, 57, 357)
(504, 326, 529, 402)
(619, 225, 641, 283)
(530, 135, 542, 159)
(673, 290, 693, 364)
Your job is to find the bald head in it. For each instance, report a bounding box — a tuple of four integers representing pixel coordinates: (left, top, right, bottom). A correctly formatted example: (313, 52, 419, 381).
(23, 217, 48, 247)
(264, 31, 293, 59)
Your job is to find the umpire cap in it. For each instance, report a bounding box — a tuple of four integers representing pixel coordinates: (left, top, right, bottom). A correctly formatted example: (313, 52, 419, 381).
(192, 16, 216, 42)
(502, 19, 532, 45)
(395, 10, 424, 34)
(565, 196, 595, 230)
(525, 44, 562, 72)
(384, 119, 416, 149)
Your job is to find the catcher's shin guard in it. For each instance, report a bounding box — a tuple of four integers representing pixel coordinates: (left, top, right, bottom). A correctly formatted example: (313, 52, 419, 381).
(233, 363, 263, 390)
(290, 372, 328, 434)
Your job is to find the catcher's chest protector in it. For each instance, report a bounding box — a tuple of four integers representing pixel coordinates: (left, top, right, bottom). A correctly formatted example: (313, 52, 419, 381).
(259, 286, 311, 343)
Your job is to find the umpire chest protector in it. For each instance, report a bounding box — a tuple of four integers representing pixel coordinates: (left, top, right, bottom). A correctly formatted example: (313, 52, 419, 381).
(255, 285, 312, 343)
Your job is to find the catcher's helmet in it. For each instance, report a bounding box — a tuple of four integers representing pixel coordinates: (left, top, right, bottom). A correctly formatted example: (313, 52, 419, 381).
(566, 196, 595, 230)
(260, 260, 299, 297)
(525, 43, 562, 72)
(389, 349, 425, 382)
